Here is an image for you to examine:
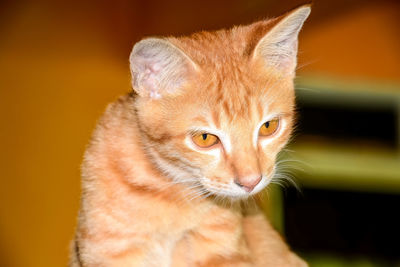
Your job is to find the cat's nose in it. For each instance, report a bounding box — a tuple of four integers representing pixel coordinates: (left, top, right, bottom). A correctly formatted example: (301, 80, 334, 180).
(234, 176, 262, 193)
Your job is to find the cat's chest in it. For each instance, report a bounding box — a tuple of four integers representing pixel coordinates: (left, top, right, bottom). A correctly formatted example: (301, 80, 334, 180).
(141, 235, 181, 267)
(138, 204, 215, 267)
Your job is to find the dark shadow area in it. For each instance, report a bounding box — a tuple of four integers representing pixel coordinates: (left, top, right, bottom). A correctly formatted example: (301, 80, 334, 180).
(284, 186, 400, 263)
(295, 97, 398, 149)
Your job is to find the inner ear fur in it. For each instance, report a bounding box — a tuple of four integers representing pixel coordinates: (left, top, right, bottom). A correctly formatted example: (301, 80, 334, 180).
(250, 5, 311, 75)
(129, 38, 198, 99)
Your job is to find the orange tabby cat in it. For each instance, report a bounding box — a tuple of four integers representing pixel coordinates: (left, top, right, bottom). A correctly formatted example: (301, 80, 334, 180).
(71, 5, 310, 267)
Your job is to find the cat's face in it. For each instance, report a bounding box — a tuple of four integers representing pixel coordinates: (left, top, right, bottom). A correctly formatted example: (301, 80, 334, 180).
(131, 6, 310, 199)
(136, 63, 295, 198)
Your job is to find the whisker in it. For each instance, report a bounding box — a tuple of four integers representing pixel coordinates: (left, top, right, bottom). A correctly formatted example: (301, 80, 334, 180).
(295, 87, 319, 92)
(295, 58, 319, 71)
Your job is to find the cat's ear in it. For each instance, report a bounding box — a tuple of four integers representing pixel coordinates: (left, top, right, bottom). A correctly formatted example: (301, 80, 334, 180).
(252, 5, 311, 75)
(129, 38, 198, 99)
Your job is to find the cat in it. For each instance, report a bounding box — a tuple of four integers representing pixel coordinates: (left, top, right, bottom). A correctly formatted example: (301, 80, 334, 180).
(70, 4, 310, 267)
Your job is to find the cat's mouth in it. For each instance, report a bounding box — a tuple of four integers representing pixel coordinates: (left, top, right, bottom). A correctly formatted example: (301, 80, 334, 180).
(199, 175, 271, 199)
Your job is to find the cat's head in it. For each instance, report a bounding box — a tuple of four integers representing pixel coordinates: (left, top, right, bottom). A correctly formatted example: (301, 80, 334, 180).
(129, 5, 310, 199)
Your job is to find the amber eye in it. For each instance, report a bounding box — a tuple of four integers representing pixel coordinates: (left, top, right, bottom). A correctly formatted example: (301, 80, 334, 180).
(192, 133, 219, 148)
(259, 118, 279, 136)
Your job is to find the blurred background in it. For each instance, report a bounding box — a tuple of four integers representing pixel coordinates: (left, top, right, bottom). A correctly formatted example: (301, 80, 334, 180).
(1, 0, 400, 266)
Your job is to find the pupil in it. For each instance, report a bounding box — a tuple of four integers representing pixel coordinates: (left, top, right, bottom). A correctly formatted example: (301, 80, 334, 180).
(202, 134, 208, 140)
(265, 121, 270, 128)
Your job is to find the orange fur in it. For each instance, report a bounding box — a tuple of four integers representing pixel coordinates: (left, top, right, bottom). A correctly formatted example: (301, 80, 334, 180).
(71, 5, 310, 267)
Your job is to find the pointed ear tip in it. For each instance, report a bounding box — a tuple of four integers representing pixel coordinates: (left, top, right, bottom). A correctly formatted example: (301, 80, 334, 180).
(286, 5, 311, 24)
(295, 4, 312, 16)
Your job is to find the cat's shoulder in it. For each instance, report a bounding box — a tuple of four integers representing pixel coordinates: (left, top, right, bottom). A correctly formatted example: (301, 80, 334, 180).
(102, 92, 136, 119)
(106, 92, 136, 114)
(92, 92, 138, 137)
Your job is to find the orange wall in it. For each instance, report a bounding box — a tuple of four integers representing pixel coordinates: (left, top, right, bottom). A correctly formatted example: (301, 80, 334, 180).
(0, 4, 129, 266)
(299, 2, 400, 83)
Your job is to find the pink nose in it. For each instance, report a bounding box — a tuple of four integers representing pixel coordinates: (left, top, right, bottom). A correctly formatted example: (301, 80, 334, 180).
(234, 176, 262, 192)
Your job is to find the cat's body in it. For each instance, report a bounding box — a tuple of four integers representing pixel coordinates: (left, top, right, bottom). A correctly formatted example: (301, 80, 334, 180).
(71, 5, 310, 267)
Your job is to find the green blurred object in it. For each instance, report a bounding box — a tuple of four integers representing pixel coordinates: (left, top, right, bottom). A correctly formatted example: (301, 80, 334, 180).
(293, 75, 400, 193)
(304, 252, 400, 267)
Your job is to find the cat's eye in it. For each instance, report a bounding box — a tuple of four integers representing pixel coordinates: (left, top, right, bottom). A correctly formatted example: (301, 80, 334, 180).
(259, 118, 279, 136)
(192, 133, 219, 148)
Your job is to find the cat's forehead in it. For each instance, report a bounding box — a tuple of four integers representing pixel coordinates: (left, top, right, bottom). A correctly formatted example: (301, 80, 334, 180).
(205, 73, 259, 120)
(194, 61, 290, 121)
(184, 74, 293, 128)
